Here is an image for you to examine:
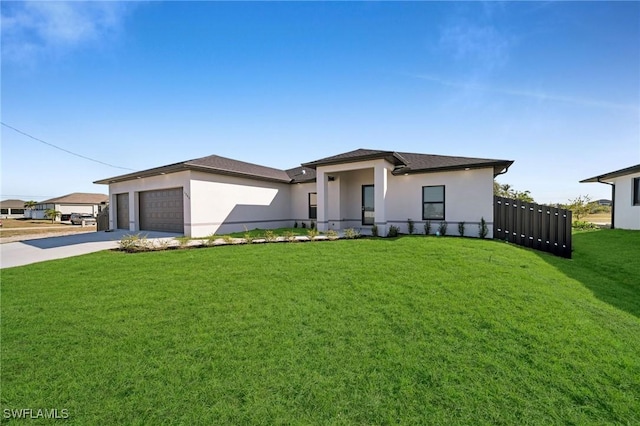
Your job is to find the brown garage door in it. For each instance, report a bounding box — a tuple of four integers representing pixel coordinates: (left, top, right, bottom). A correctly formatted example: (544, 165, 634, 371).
(139, 188, 184, 233)
(116, 193, 129, 230)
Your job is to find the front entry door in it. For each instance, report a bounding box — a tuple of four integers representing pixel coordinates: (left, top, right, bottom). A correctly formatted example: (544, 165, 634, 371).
(362, 185, 374, 225)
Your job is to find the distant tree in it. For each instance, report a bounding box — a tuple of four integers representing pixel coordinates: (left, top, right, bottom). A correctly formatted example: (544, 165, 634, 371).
(564, 195, 592, 221)
(23, 200, 36, 219)
(493, 181, 535, 203)
(44, 208, 61, 223)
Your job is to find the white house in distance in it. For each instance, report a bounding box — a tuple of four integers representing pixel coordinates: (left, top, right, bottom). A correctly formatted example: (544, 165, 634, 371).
(31, 193, 109, 221)
(581, 164, 640, 230)
(0, 199, 26, 218)
(94, 149, 514, 237)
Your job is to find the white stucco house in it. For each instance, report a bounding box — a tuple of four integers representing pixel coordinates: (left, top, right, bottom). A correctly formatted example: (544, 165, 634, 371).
(581, 164, 640, 230)
(94, 149, 513, 237)
(0, 199, 26, 218)
(30, 193, 109, 221)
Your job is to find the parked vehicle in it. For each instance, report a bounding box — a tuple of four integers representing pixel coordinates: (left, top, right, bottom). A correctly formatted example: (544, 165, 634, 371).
(70, 213, 97, 225)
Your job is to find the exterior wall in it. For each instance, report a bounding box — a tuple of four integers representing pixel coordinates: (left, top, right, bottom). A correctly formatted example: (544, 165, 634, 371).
(107, 171, 192, 233)
(0, 208, 26, 219)
(386, 168, 495, 237)
(189, 171, 291, 237)
(290, 182, 318, 227)
(613, 172, 640, 230)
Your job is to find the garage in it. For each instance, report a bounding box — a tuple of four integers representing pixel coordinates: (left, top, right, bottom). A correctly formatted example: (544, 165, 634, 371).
(139, 188, 184, 233)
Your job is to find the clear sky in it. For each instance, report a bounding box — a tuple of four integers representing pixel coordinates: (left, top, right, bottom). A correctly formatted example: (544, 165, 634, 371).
(1, 1, 638, 204)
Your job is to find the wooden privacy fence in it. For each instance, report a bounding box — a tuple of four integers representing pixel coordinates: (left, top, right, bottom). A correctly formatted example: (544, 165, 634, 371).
(494, 196, 572, 258)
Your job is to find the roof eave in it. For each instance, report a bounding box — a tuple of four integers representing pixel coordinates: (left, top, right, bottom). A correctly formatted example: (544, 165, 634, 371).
(392, 161, 514, 177)
(301, 152, 405, 169)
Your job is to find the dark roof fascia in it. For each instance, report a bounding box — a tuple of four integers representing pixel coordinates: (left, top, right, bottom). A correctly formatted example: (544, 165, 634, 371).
(301, 151, 406, 169)
(580, 164, 640, 183)
(95, 163, 292, 185)
(393, 160, 514, 177)
(93, 163, 189, 185)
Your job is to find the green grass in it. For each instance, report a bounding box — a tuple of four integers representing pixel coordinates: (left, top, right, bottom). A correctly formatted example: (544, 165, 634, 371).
(2, 230, 639, 424)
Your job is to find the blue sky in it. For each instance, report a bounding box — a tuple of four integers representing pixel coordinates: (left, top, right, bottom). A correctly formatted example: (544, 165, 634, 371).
(1, 1, 638, 204)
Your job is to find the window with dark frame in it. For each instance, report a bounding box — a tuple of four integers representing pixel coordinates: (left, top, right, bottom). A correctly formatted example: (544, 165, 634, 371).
(633, 177, 640, 206)
(423, 185, 445, 220)
(309, 192, 317, 219)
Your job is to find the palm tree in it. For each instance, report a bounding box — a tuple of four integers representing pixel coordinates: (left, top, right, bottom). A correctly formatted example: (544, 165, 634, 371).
(44, 208, 61, 223)
(23, 200, 36, 219)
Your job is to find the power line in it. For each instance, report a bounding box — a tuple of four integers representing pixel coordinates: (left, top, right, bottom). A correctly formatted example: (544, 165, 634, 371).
(1, 122, 136, 171)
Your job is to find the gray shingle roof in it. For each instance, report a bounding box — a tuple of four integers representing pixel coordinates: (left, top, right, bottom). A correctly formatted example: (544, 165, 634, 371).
(580, 164, 640, 183)
(40, 193, 108, 205)
(0, 199, 26, 208)
(302, 148, 512, 176)
(96, 148, 513, 185)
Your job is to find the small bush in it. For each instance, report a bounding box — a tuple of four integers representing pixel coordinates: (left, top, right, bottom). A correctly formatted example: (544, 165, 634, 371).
(301, 222, 307, 229)
(310, 221, 315, 230)
(119, 233, 152, 253)
(326, 229, 339, 240)
(175, 236, 191, 248)
(572, 220, 599, 230)
(264, 230, 277, 242)
(307, 228, 319, 240)
(371, 224, 378, 237)
(387, 225, 399, 238)
(344, 228, 360, 239)
(479, 217, 489, 239)
(458, 221, 465, 237)
(407, 219, 415, 235)
(294, 221, 298, 228)
(438, 221, 448, 236)
(283, 230, 297, 242)
(424, 220, 431, 235)
(222, 235, 233, 244)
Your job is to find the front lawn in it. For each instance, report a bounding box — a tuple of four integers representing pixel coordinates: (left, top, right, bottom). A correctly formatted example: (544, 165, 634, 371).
(1, 231, 639, 424)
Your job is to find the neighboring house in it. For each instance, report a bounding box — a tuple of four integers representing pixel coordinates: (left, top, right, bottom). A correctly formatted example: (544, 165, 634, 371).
(95, 149, 513, 237)
(0, 199, 26, 218)
(596, 199, 612, 206)
(581, 164, 640, 230)
(31, 193, 109, 221)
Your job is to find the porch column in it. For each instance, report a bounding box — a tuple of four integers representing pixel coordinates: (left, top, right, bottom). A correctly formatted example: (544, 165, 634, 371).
(317, 169, 329, 232)
(374, 163, 388, 236)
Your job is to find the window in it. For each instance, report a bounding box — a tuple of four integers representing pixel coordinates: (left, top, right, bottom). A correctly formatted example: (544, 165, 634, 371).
(634, 177, 640, 206)
(423, 186, 445, 220)
(12, 209, 24, 214)
(309, 192, 317, 219)
(0, 209, 7, 214)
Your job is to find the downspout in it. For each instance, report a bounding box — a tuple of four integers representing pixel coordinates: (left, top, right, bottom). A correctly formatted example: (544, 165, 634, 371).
(597, 178, 615, 229)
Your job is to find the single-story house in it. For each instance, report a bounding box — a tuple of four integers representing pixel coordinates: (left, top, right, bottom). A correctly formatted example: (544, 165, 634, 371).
(95, 149, 513, 237)
(581, 164, 640, 230)
(30, 193, 109, 221)
(0, 199, 26, 218)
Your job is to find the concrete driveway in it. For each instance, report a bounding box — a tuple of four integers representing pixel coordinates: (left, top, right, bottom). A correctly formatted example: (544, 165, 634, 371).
(0, 230, 180, 269)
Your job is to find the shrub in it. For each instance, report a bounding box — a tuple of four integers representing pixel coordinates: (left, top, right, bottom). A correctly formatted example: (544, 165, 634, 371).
(407, 219, 415, 235)
(424, 220, 431, 235)
(119, 233, 152, 253)
(243, 226, 254, 244)
(371, 224, 378, 237)
(310, 221, 315, 230)
(307, 228, 319, 240)
(387, 225, 399, 238)
(175, 236, 191, 248)
(344, 228, 360, 239)
(438, 221, 448, 236)
(264, 230, 277, 242)
(458, 221, 465, 237)
(294, 221, 298, 228)
(572, 220, 599, 230)
(479, 217, 489, 239)
(205, 233, 218, 246)
(301, 222, 307, 229)
(283, 230, 297, 242)
(222, 235, 233, 244)
(325, 229, 339, 240)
